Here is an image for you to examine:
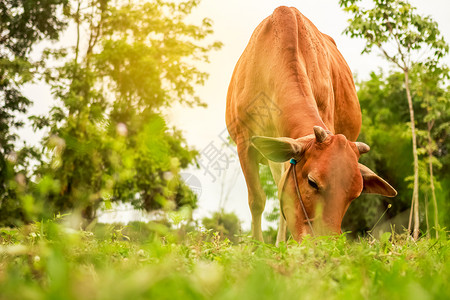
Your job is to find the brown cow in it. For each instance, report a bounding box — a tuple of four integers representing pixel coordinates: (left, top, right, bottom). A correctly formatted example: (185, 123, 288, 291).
(226, 6, 396, 244)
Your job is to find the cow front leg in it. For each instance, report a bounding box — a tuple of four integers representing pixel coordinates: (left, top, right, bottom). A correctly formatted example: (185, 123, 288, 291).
(249, 187, 266, 242)
(237, 143, 266, 242)
(276, 213, 287, 246)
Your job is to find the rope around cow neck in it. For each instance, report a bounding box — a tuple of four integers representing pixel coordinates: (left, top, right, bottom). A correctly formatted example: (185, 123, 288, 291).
(283, 158, 315, 237)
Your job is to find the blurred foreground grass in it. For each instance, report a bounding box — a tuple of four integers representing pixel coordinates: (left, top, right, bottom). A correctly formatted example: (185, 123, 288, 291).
(1, 220, 449, 300)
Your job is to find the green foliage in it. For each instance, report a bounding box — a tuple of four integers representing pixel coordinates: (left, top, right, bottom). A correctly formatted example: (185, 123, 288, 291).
(410, 65, 450, 232)
(97, 0, 221, 109)
(343, 71, 411, 235)
(10, 0, 222, 222)
(0, 0, 222, 226)
(0, 0, 68, 226)
(202, 210, 242, 243)
(1, 222, 450, 300)
(339, 0, 448, 239)
(343, 69, 450, 236)
(259, 164, 278, 200)
(0, 0, 68, 56)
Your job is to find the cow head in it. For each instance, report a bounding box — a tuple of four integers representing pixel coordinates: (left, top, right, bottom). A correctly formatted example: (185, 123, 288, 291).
(251, 126, 396, 241)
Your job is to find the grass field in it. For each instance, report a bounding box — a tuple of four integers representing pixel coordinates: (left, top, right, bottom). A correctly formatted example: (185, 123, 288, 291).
(1, 220, 449, 300)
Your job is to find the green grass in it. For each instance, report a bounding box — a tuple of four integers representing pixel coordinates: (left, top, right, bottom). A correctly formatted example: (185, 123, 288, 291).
(1, 220, 449, 300)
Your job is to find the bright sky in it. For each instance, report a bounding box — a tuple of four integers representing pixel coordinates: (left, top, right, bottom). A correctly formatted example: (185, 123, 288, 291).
(20, 0, 450, 230)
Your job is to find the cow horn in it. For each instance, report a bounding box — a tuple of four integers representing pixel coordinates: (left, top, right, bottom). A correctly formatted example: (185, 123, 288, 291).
(355, 142, 370, 154)
(313, 126, 329, 143)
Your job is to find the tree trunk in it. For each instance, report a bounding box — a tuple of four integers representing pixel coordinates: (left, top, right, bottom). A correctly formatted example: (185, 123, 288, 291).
(404, 71, 420, 240)
(407, 195, 414, 234)
(425, 194, 430, 238)
(427, 122, 439, 239)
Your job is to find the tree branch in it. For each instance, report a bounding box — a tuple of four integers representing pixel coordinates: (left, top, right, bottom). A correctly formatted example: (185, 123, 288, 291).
(386, 20, 409, 68)
(378, 44, 406, 71)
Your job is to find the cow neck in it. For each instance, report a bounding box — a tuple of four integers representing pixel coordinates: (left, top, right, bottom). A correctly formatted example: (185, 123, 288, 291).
(286, 123, 329, 140)
(279, 104, 330, 139)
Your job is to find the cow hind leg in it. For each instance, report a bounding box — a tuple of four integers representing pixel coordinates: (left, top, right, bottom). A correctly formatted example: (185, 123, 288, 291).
(269, 161, 287, 246)
(237, 142, 266, 242)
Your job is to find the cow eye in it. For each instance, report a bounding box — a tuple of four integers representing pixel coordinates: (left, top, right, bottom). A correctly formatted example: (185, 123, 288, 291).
(308, 177, 319, 190)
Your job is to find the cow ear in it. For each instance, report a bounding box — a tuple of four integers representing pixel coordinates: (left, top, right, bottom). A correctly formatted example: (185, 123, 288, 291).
(359, 163, 397, 197)
(251, 136, 304, 162)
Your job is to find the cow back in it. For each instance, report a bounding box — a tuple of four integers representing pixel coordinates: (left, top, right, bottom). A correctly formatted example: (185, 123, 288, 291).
(226, 6, 361, 143)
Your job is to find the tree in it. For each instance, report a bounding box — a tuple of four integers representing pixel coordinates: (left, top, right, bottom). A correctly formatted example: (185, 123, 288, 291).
(343, 71, 412, 236)
(0, 0, 68, 226)
(202, 210, 242, 243)
(339, 0, 448, 240)
(410, 65, 449, 238)
(32, 0, 221, 224)
(341, 69, 450, 237)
